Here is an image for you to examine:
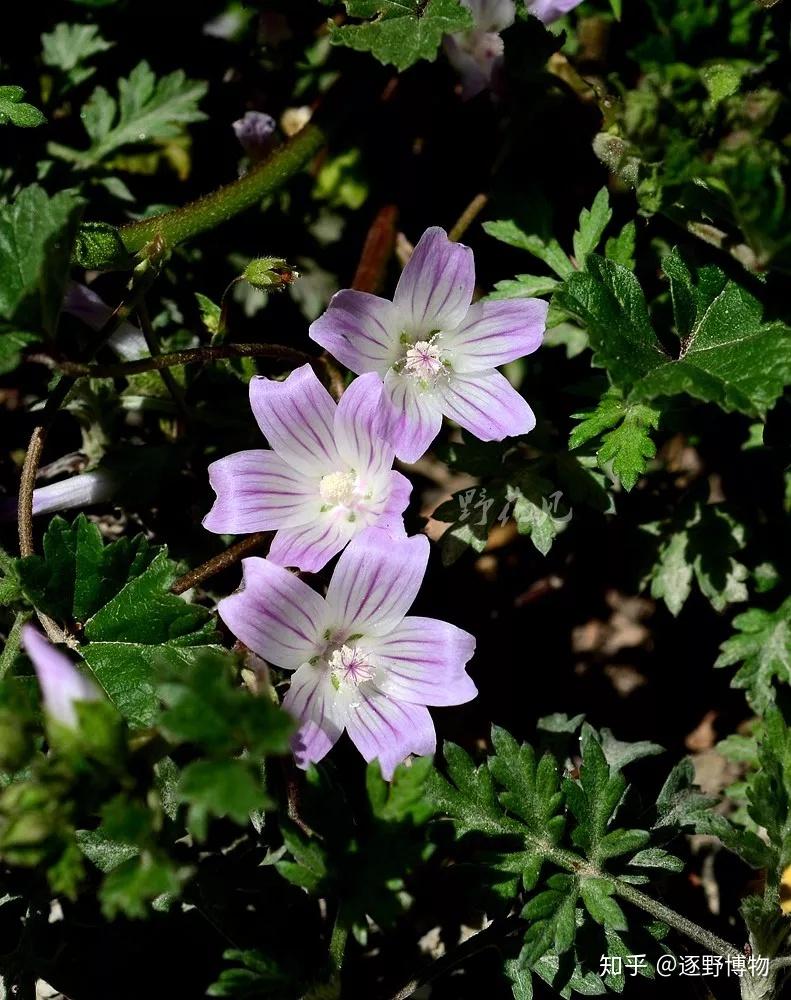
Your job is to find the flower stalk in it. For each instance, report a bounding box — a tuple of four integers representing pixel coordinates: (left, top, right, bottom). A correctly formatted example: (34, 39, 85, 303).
(119, 122, 327, 254)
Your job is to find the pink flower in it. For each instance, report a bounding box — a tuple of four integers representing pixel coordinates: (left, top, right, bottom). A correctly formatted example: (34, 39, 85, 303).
(217, 528, 477, 778)
(444, 0, 515, 99)
(22, 626, 100, 729)
(310, 227, 546, 463)
(203, 365, 411, 573)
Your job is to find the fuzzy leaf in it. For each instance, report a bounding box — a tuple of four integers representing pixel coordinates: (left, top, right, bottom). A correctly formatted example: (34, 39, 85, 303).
(53, 60, 206, 167)
(329, 0, 472, 71)
(0, 185, 85, 335)
(571, 388, 659, 490)
(556, 253, 791, 417)
(0, 86, 46, 127)
(644, 502, 748, 616)
(573, 189, 612, 264)
(715, 597, 791, 713)
(485, 219, 574, 279)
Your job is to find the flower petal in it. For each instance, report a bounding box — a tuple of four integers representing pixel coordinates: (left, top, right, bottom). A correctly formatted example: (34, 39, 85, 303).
(438, 368, 536, 440)
(203, 450, 318, 534)
(217, 557, 326, 668)
(345, 691, 436, 779)
(462, 0, 516, 30)
(22, 625, 100, 728)
(380, 369, 443, 463)
(333, 372, 392, 475)
(443, 298, 546, 372)
(371, 471, 412, 538)
(393, 227, 475, 334)
(249, 364, 340, 477)
(268, 515, 356, 573)
(63, 281, 148, 361)
(283, 663, 345, 769)
(325, 528, 429, 637)
(366, 617, 477, 706)
(309, 289, 401, 376)
(528, 0, 582, 25)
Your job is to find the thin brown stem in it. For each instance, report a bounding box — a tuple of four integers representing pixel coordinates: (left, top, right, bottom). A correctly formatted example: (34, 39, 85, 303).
(448, 193, 488, 243)
(48, 343, 314, 379)
(171, 532, 271, 595)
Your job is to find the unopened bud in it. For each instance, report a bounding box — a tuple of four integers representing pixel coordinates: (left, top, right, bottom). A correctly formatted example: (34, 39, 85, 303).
(242, 257, 299, 291)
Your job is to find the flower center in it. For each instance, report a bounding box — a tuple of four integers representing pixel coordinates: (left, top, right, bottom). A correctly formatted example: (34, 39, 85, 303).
(328, 644, 375, 690)
(399, 334, 449, 388)
(319, 470, 359, 507)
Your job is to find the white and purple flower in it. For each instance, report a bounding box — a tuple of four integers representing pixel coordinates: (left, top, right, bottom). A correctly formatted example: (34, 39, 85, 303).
(203, 364, 411, 573)
(217, 527, 476, 777)
(22, 625, 101, 730)
(444, 0, 515, 99)
(310, 227, 546, 463)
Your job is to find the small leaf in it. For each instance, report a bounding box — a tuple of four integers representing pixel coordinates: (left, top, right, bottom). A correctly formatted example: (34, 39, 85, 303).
(0, 86, 46, 128)
(484, 219, 574, 279)
(573, 189, 612, 264)
(715, 597, 791, 713)
(329, 0, 473, 71)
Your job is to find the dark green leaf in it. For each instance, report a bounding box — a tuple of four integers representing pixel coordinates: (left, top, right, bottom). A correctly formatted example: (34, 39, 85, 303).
(329, 0, 473, 71)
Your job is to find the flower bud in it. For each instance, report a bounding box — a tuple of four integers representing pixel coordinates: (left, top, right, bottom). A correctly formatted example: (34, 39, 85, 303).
(242, 257, 299, 291)
(21, 626, 101, 730)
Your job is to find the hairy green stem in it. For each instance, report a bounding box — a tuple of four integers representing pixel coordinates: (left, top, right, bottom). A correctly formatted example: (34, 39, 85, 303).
(614, 880, 741, 958)
(120, 123, 327, 254)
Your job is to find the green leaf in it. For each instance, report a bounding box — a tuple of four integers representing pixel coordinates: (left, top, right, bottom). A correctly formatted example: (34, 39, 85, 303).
(0, 86, 46, 128)
(329, 0, 473, 71)
(604, 221, 636, 269)
(178, 759, 269, 841)
(701, 62, 745, 107)
(195, 292, 222, 336)
(489, 274, 560, 299)
(41, 23, 112, 90)
(553, 255, 666, 386)
(579, 877, 627, 930)
(0, 185, 85, 335)
(367, 755, 436, 825)
(17, 514, 157, 624)
(557, 252, 791, 417)
(54, 60, 207, 167)
(570, 388, 660, 490)
(522, 872, 579, 964)
(157, 649, 293, 757)
(644, 502, 748, 616)
(99, 853, 187, 919)
(484, 219, 574, 279)
(65, 548, 221, 726)
(0, 330, 40, 375)
(715, 597, 791, 713)
(428, 741, 513, 837)
(72, 221, 132, 270)
(573, 189, 612, 264)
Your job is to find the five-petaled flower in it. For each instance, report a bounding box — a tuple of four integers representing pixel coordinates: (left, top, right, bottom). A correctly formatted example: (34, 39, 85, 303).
(309, 227, 546, 463)
(22, 625, 101, 729)
(217, 527, 477, 778)
(444, 0, 515, 99)
(203, 364, 411, 572)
